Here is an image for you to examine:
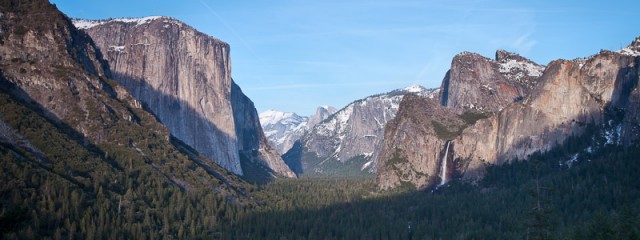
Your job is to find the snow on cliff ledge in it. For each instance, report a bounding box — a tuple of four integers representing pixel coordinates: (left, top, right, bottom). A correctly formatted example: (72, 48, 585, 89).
(499, 59, 544, 77)
(73, 16, 166, 29)
(618, 38, 640, 57)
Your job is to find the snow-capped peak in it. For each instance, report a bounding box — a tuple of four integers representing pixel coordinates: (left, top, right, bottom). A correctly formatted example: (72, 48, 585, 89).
(259, 109, 309, 154)
(259, 109, 303, 126)
(403, 84, 426, 93)
(73, 16, 166, 30)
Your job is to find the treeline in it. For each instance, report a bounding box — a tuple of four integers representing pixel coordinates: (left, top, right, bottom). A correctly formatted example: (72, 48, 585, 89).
(226, 131, 640, 239)
(0, 91, 252, 239)
(2, 87, 639, 239)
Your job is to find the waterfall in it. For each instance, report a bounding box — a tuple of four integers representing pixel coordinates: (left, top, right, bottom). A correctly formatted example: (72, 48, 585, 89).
(440, 141, 451, 186)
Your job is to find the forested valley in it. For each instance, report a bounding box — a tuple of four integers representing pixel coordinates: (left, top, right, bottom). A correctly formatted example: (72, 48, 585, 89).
(230, 136, 640, 239)
(1, 1, 639, 239)
(3, 110, 639, 239)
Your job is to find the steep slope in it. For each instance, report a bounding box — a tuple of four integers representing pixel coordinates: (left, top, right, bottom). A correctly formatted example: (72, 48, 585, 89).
(376, 95, 468, 189)
(285, 85, 438, 176)
(73, 17, 294, 178)
(377, 40, 640, 190)
(440, 51, 543, 114)
(455, 46, 640, 180)
(231, 81, 296, 178)
(0, 1, 251, 238)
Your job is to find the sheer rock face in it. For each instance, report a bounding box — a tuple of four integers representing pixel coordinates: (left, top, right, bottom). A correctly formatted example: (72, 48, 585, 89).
(455, 50, 640, 181)
(232, 82, 296, 178)
(440, 51, 543, 114)
(289, 86, 438, 175)
(0, 0, 252, 196)
(75, 17, 293, 177)
(376, 95, 462, 190)
(306, 106, 337, 128)
(376, 44, 640, 190)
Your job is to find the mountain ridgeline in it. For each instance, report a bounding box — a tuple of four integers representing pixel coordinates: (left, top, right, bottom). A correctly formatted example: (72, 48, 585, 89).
(377, 39, 640, 190)
(72, 16, 294, 178)
(3, 0, 640, 238)
(281, 86, 439, 177)
(259, 106, 337, 155)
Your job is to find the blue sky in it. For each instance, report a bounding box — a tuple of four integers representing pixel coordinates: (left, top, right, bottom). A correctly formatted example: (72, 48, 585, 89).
(52, 0, 639, 116)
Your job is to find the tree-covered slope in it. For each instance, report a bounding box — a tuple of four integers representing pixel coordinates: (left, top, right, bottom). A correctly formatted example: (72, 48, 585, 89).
(0, 1, 254, 238)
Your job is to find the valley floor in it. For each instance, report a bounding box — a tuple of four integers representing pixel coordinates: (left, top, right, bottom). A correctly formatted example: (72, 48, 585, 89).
(228, 142, 640, 240)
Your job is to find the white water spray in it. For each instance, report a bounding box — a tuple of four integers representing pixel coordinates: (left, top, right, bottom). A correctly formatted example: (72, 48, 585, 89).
(440, 141, 451, 186)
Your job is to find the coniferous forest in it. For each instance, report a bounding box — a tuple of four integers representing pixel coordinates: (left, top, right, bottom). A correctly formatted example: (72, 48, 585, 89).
(2, 95, 639, 239)
(1, 1, 640, 239)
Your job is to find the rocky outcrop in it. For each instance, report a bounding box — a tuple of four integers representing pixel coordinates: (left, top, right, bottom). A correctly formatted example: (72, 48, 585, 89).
(377, 52, 544, 189)
(0, 0, 249, 196)
(455, 48, 640, 181)
(307, 106, 337, 128)
(232, 82, 295, 177)
(376, 40, 640, 190)
(618, 37, 640, 145)
(376, 95, 465, 190)
(440, 51, 543, 114)
(286, 85, 438, 176)
(74, 17, 294, 177)
(0, 2, 115, 142)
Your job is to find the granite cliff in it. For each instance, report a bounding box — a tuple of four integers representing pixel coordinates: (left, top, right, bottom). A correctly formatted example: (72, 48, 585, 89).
(440, 50, 543, 114)
(73, 17, 294, 178)
(0, 2, 257, 237)
(377, 43, 640, 190)
(306, 105, 338, 128)
(0, 0, 250, 194)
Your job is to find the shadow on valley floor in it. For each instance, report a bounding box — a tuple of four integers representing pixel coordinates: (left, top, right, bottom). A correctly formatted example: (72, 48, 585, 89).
(228, 140, 640, 240)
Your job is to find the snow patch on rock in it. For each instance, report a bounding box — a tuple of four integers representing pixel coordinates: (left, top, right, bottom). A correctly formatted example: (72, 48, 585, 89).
(361, 159, 374, 171)
(259, 109, 309, 154)
(499, 59, 544, 77)
(618, 46, 640, 56)
(73, 16, 166, 30)
(617, 37, 640, 56)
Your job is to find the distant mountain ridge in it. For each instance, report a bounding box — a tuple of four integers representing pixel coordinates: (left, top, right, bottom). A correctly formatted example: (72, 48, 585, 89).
(260, 110, 309, 154)
(283, 85, 439, 177)
(259, 106, 337, 154)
